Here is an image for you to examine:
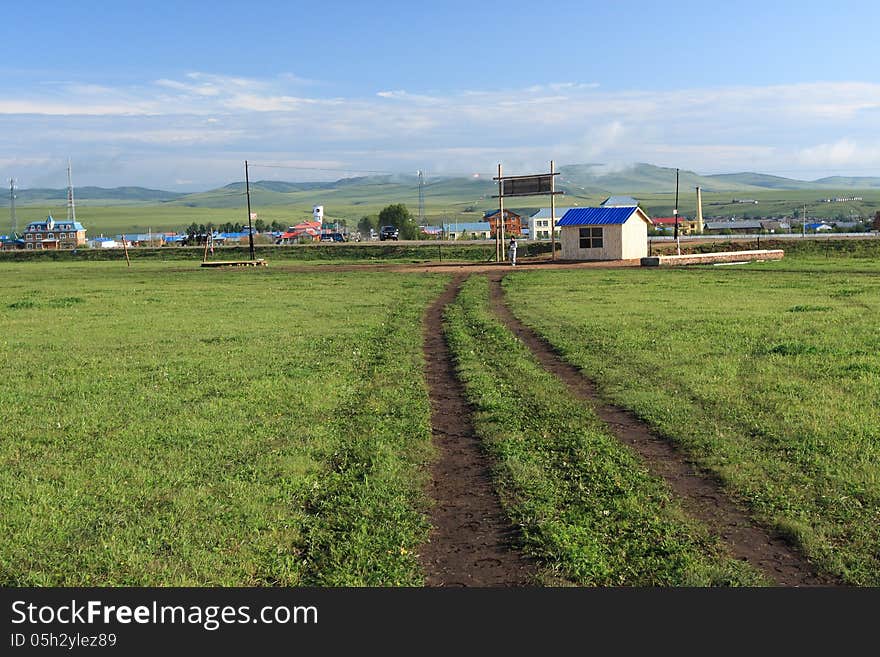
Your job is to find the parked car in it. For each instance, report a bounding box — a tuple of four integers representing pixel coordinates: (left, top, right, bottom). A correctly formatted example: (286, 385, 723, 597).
(320, 232, 347, 242)
(379, 225, 399, 241)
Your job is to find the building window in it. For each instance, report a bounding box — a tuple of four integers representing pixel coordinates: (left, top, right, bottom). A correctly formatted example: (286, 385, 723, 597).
(36, 234, 43, 240)
(579, 226, 603, 249)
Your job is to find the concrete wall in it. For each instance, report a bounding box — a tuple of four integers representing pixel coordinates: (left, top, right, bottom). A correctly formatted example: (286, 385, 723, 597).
(641, 249, 784, 267)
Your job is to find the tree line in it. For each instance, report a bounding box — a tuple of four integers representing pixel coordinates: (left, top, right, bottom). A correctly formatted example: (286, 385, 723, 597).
(357, 204, 422, 240)
(184, 219, 288, 237)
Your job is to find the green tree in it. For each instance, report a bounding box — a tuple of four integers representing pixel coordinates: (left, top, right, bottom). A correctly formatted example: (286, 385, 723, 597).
(357, 215, 378, 234)
(379, 204, 418, 240)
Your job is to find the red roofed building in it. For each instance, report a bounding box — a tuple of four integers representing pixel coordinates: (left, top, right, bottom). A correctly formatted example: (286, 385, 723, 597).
(276, 221, 322, 244)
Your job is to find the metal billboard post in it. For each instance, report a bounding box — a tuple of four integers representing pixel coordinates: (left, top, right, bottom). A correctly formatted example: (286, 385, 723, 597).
(550, 160, 556, 261)
(493, 164, 563, 264)
(497, 163, 503, 262)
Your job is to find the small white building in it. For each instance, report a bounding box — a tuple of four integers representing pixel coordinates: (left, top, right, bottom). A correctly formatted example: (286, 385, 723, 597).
(441, 222, 493, 240)
(87, 237, 119, 249)
(557, 206, 652, 260)
(528, 207, 576, 240)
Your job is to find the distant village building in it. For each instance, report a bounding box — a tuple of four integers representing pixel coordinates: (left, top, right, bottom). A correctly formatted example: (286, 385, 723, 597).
(1, 234, 25, 250)
(557, 206, 652, 260)
(651, 216, 703, 235)
(600, 195, 639, 207)
(87, 237, 119, 249)
(704, 220, 763, 233)
(276, 221, 322, 244)
(23, 215, 86, 249)
(528, 207, 575, 240)
(442, 222, 492, 240)
(483, 209, 524, 237)
(760, 220, 790, 233)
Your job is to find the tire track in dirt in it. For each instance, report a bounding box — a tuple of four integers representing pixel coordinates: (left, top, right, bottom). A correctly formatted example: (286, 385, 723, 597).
(487, 274, 840, 586)
(419, 275, 537, 586)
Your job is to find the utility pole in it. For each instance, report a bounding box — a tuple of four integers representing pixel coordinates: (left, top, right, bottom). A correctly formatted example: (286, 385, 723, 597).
(67, 159, 76, 222)
(245, 160, 255, 260)
(673, 168, 680, 255)
(417, 170, 425, 225)
(802, 203, 806, 237)
(9, 178, 16, 235)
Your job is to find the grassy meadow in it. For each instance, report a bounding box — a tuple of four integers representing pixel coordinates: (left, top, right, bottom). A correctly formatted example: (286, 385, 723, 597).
(0, 261, 446, 585)
(504, 257, 880, 585)
(9, 184, 880, 237)
(444, 277, 765, 585)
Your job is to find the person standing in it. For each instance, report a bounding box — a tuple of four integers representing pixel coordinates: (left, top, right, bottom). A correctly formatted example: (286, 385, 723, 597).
(508, 237, 517, 266)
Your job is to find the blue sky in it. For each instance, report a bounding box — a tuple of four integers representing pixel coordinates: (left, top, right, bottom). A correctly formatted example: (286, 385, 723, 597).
(3, 0, 880, 189)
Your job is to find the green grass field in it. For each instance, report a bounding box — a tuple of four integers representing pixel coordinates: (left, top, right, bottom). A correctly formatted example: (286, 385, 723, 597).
(444, 277, 764, 585)
(4, 247, 880, 587)
(503, 258, 880, 585)
(10, 183, 879, 236)
(0, 261, 446, 585)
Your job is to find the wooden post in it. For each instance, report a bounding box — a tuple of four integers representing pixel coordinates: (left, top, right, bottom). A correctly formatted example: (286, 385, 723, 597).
(121, 233, 131, 267)
(550, 159, 556, 261)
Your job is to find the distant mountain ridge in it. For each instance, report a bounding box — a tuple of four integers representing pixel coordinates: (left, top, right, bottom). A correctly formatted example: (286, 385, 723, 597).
(558, 163, 880, 193)
(2, 186, 184, 206)
(6, 164, 880, 208)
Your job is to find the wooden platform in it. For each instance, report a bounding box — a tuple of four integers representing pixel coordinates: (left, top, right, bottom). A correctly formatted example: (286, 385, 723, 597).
(640, 249, 784, 267)
(200, 259, 268, 268)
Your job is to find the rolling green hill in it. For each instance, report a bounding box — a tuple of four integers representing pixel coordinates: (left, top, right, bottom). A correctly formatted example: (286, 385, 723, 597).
(4, 163, 880, 236)
(704, 172, 818, 190)
(813, 176, 880, 189)
(2, 186, 184, 206)
(558, 163, 762, 193)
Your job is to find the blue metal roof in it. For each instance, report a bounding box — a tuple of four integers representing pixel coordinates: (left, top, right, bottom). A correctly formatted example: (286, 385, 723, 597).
(601, 195, 638, 207)
(25, 217, 85, 231)
(442, 222, 491, 232)
(557, 207, 643, 226)
(530, 207, 577, 219)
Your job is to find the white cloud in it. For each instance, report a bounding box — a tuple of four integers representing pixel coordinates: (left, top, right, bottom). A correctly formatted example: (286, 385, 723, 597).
(797, 139, 880, 169)
(5, 75, 880, 186)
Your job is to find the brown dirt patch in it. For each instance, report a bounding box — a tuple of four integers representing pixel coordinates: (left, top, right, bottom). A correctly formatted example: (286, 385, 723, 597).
(488, 274, 840, 587)
(419, 275, 537, 586)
